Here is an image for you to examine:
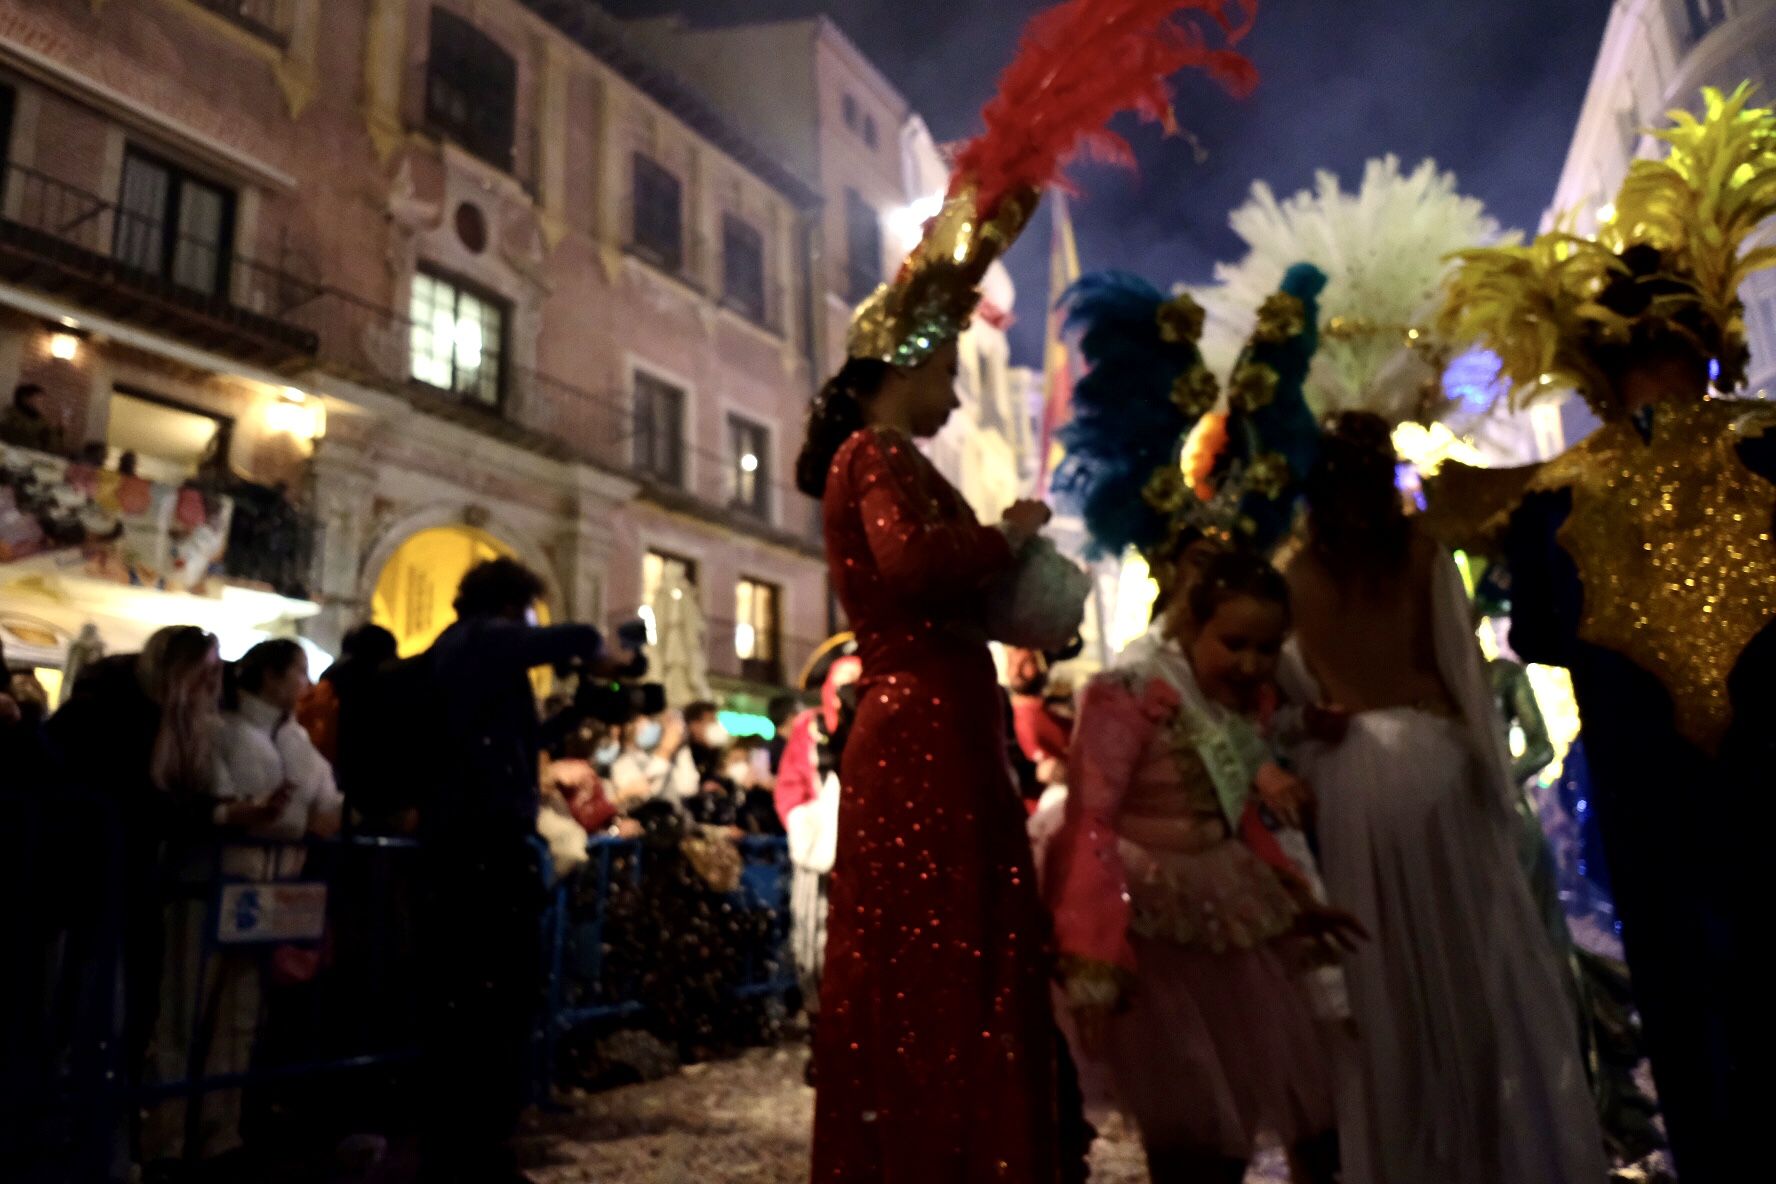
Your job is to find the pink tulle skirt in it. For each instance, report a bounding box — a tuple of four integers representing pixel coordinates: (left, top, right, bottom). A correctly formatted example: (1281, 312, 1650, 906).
(1102, 935, 1335, 1158)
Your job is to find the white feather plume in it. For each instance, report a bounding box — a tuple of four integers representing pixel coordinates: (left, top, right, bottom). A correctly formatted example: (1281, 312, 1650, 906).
(1193, 156, 1502, 424)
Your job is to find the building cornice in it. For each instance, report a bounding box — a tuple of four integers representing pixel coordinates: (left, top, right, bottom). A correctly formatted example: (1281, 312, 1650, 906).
(516, 0, 823, 212)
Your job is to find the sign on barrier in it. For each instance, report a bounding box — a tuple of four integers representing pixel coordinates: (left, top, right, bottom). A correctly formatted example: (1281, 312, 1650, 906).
(216, 882, 328, 944)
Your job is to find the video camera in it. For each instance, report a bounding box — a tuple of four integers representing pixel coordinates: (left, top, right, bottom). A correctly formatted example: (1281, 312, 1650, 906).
(559, 619, 667, 726)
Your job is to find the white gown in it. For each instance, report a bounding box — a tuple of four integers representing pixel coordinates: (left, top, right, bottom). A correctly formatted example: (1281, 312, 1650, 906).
(1281, 550, 1607, 1184)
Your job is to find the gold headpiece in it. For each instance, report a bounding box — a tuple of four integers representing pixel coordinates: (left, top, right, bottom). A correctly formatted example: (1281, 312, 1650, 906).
(1440, 84, 1776, 410)
(846, 186, 1039, 368)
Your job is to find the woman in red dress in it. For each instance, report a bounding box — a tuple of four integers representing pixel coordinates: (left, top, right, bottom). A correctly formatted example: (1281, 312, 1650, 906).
(795, 343, 1075, 1183)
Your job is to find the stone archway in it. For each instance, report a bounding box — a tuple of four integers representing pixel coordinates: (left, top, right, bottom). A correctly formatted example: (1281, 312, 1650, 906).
(363, 510, 560, 659)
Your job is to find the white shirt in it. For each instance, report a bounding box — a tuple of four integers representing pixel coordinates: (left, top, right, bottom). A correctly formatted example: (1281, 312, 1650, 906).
(217, 692, 342, 878)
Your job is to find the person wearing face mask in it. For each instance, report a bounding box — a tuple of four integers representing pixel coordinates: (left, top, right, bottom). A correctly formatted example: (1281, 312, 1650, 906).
(608, 712, 682, 810)
(669, 701, 731, 813)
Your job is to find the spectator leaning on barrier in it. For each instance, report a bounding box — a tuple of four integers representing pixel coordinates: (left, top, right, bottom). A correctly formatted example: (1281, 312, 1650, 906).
(671, 701, 727, 799)
(608, 711, 691, 809)
(417, 557, 624, 1184)
(219, 639, 342, 880)
(47, 628, 226, 1072)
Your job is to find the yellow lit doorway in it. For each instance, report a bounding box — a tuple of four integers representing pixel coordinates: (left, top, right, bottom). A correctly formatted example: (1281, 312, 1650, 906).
(371, 525, 551, 658)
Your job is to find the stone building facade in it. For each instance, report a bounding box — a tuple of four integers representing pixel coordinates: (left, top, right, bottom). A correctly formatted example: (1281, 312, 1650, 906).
(0, 0, 831, 708)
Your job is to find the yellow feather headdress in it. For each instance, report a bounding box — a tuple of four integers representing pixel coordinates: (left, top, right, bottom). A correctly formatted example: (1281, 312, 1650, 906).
(1440, 83, 1776, 409)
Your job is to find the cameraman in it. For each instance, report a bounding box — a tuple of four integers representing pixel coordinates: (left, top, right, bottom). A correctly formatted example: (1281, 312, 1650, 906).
(418, 558, 626, 1184)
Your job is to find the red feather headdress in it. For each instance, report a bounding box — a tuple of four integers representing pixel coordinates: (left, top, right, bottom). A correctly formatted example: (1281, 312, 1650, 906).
(848, 0, 1258, 366)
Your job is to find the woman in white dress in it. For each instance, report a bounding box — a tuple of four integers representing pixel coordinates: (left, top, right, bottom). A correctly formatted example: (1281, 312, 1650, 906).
(1281, 414, 1606, 1184)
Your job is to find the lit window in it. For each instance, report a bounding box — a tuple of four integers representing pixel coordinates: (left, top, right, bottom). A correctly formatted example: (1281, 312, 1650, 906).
(643, 551, 699, 635)
(409, 270, 506, 406)
(728, 414, 769, 519)
(735, 576, 781, 683)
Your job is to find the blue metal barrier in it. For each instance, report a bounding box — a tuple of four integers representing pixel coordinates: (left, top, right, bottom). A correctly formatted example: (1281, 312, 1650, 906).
(18, 826, 794, 1171)
(535, 834, 796, 1094)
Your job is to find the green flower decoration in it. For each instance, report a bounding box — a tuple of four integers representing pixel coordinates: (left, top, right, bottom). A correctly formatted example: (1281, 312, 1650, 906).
(1244, 452, 1291, 499)
(1157, 293, 1207, 344)
(1228, 362, 1280, 413)
(1142, 464, 1188, 514)
(1253, 292, 1306, 344)
(1170, 364, 1220, 417)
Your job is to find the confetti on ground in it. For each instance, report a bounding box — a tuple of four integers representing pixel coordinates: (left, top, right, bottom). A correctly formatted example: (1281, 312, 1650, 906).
(520, 1044, 1292, 1183)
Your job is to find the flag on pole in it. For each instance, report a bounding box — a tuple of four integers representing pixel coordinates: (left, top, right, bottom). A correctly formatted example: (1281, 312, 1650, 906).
(1036, 192, 1081, 497)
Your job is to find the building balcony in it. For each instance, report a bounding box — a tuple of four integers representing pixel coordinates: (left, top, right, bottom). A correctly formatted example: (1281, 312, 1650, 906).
(0, 438, 315, 601)
(0, 162, 320, 368)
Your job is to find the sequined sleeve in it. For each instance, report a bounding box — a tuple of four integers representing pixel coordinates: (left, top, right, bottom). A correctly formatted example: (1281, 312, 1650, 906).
(1045, 674, 1155, 979)
(845, 429, 1015, 603)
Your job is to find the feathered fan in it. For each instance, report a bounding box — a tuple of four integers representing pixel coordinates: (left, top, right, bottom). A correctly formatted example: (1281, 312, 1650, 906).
(1194, 156, 1500, 426)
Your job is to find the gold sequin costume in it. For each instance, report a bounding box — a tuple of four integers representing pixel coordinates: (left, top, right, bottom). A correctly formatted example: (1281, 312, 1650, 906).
(1433, 84, 1776, 755)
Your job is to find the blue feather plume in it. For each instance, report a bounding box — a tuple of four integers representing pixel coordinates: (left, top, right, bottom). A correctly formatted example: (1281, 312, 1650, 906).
(1050, 271, 1204, 560)
(1220, 262, 1327, 552)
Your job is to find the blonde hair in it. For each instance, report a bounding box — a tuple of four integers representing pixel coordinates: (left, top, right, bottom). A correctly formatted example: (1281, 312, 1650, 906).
(139, 626, 221, 795)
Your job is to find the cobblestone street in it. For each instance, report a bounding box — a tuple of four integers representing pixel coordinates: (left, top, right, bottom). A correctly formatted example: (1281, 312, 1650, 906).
(520, 1046, 1291, 1184)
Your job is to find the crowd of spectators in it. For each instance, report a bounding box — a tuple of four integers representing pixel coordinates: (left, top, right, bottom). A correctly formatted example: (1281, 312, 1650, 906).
(0, 557, 804, 1184)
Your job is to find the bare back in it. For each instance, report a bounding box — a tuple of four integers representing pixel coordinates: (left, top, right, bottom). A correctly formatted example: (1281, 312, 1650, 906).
(1285, 527, 1454, 714)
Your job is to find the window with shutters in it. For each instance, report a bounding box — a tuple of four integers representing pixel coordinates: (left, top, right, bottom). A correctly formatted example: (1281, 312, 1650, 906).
(408, 268, 508, 406)
(633, 371, 687, 486)
(845, 188, 882, 302)
(112, 148, 236, 299)
(631, 155, 685, 274)
(728, 414, 770, 519)
(721, 214, 767, 324)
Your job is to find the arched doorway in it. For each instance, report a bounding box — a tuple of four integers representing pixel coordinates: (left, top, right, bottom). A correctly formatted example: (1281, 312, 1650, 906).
(371, 525, 550, 657)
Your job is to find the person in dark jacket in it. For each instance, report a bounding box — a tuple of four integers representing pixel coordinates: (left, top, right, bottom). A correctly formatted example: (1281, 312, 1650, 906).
(296, 623, 399, 829)
(0, 383, 66, 455)
(417, 559, 619, 1184)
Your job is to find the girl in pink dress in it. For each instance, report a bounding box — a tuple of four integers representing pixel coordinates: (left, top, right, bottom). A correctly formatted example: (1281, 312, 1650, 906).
(1046, 550, 1360, 1183)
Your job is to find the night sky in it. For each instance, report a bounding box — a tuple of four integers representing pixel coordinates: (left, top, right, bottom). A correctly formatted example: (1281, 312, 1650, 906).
(608, 0, 1615, 363)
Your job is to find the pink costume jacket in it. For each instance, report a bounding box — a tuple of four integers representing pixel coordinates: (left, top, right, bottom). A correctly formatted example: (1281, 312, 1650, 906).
(1045, 660, 1303, 999)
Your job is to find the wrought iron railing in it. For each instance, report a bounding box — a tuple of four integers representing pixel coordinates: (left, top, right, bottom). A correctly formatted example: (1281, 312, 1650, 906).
(287, 287, 819, 547)
(0, 161, 321, 353)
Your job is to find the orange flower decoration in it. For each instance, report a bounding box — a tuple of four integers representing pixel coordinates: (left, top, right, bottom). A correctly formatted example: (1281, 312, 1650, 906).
(1181, 411, 1227, 501)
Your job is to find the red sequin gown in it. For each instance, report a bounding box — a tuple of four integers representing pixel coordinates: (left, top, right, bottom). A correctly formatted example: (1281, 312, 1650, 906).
(813, 427, 1072, 1183)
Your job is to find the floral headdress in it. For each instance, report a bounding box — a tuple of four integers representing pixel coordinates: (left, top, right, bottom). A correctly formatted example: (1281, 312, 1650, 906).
(1051, 262, 1327, 591)
(846, 0, 1258, 368)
